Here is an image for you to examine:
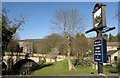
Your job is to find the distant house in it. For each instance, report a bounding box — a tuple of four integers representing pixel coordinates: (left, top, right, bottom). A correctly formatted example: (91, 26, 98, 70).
(106, 42, 120, 65)
(107, 50, 119, 65)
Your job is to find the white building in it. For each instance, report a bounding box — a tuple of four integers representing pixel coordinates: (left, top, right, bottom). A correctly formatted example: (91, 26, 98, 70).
(106, 42, 120, 65)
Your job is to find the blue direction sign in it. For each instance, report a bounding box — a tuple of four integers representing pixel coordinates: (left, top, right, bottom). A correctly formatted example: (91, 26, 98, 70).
(94, 38, 107, 63)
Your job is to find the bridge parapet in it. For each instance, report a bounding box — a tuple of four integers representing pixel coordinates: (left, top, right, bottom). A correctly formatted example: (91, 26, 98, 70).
(3, 52, 67, 68)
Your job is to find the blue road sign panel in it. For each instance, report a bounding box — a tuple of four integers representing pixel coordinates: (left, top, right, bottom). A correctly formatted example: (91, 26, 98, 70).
(94, 38, 107, 63)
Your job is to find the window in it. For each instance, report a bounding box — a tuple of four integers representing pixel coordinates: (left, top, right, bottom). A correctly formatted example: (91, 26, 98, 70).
(114, 56, 117, 61)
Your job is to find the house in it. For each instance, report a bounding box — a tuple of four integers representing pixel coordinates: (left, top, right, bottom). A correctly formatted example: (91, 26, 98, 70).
(105, 42, 120, 65)
(107, 50, 119, 65)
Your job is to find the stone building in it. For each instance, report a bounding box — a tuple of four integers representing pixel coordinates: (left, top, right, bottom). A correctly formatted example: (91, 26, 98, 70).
(106, 42, 120, 65)
(19, 40, 33, 54)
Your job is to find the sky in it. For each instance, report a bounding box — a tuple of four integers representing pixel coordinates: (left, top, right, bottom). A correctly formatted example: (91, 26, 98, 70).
(2, 2, 118, 40)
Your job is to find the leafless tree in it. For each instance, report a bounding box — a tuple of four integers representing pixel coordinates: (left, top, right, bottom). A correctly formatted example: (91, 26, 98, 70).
(52, 9, 85, 70)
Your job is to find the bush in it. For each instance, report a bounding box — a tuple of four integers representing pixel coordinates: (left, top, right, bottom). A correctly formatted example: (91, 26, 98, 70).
(73, 58, 92, 66)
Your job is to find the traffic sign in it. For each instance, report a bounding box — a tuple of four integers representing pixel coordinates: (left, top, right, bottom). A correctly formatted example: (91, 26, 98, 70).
(94, 38, 107, 63)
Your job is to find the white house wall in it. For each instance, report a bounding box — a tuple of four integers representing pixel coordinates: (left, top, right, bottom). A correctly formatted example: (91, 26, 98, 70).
(111, 51, 118, 63)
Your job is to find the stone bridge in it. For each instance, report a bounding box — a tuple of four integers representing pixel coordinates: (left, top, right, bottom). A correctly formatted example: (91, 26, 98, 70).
(2, 52, 66, 75)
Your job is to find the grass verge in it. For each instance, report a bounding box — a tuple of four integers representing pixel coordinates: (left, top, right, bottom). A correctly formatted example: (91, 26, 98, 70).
(31, 60, 118, 75)
(31, 60, 98, 75)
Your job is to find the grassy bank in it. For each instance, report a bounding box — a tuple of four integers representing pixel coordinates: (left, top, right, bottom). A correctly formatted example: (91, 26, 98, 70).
(31, 60, 117, 75)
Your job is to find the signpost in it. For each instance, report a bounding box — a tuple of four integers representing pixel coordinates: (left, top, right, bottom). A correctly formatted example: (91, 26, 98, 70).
(94, 38, 107, 63)
(85, 3, 115, 74)
(93, 3, 106, 29)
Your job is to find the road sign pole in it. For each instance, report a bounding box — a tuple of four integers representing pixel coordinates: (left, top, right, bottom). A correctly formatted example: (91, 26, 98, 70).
(97, 30, 103, 74)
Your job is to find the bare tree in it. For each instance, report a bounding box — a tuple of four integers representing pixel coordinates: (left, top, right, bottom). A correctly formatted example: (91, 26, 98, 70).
(52, 9, 85, 70)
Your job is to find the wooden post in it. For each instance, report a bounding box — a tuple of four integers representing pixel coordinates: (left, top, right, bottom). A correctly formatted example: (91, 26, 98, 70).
(97, 30, 103, 74)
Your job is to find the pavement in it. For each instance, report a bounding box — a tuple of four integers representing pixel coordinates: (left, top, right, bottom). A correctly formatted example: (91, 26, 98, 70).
(1, 74, 119, 78)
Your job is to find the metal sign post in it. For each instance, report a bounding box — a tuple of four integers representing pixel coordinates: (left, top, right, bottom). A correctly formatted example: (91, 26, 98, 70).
(85, 3, 115, 74)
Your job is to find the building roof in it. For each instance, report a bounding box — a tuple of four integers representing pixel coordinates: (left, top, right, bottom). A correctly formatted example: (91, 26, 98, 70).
(108, 50, 118, 55)
(107, 42, 120, 46)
